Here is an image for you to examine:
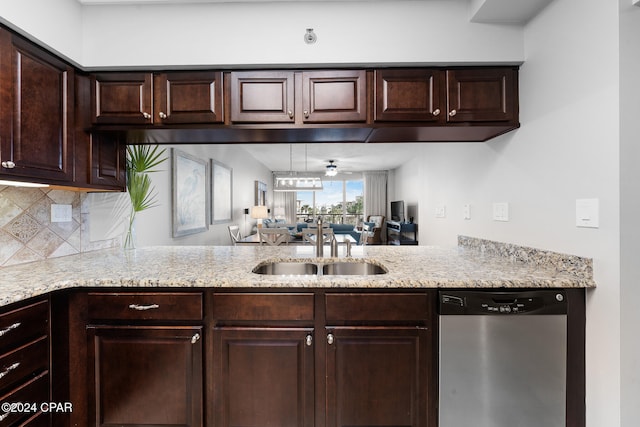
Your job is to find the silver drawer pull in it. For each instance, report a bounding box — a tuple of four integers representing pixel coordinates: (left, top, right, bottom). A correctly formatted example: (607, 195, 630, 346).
(191, 333, 200, 344)
(128, 304, 159, 311)
(0, 323, 21, 337)
(0, 362, 20, 380)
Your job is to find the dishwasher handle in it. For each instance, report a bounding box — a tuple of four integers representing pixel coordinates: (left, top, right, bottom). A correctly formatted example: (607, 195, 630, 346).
(438, 290, 567, 315)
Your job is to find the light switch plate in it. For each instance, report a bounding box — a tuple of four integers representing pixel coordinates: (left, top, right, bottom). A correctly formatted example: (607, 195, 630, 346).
(463, 204, 471, 220)
(435, 205, 446, 218)
(576, 198, 599, 228)
(492, 202, 509, 222)
(51, 204, 72, 223)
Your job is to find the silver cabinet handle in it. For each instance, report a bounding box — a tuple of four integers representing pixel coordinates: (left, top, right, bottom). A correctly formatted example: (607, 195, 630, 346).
(1, 161, 15, 169)
(287, 110, 294, 119)
(191, 333, 200, 344)
(432, 108, 441, 116)
(159, 112, 167, 119)
(0, 322, 21, 337)
(142, 112, 151, 119)
(128, 304, 159, 311)
(327, 333, 334, 345)
(0, 362, 20, 380)
(305, 334, 313, 346)
(449, 109, 457, 117)
(303, 109, 310, 118)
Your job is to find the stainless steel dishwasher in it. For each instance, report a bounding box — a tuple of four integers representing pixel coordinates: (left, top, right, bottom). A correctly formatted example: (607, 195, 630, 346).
(438, 290, 567, 427)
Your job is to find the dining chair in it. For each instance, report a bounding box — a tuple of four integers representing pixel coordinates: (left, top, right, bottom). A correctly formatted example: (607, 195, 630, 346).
(302, 227, 335, 245)
(228, 225, 241, 246)
(258, 228, 291, 246)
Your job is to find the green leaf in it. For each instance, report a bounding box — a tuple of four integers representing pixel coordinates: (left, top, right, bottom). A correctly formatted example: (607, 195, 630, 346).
(126, 145, 167, 174)
(126, 144, 167, 214)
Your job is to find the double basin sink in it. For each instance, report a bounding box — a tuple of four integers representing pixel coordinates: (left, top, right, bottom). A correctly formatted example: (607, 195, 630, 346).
(253, 260, 387, 276)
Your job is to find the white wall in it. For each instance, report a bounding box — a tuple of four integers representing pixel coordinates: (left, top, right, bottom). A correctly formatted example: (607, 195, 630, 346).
(618, 1, 640, 425)
(132, 144, 271, 246)
(0, 0, 83, 64)
(393, 0, 622, 424)
(2, 0, 524, 68)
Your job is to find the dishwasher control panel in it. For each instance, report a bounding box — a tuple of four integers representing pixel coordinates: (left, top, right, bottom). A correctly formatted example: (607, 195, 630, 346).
(439, 290, 567, 315)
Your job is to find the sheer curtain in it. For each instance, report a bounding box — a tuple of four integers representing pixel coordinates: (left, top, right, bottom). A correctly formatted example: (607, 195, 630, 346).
(363, 171, 388, 219)
(272, 191, 297, 224)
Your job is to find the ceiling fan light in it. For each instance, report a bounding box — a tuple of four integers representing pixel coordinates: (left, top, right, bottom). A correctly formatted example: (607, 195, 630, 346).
(325, 160, 338, 176)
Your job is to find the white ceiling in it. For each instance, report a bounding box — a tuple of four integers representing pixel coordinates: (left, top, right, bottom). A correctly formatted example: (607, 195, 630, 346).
(75, 0, 553, 24)
(238, 143, 420, 175)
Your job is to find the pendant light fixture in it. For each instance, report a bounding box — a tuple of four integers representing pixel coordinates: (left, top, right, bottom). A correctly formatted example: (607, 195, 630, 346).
(274, 145, 323, 192)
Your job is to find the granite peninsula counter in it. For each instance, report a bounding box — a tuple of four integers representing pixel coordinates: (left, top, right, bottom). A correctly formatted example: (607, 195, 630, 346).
(0, 236, 595, 307)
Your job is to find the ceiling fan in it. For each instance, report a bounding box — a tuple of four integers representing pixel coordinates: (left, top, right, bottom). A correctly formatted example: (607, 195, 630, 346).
(325, 160, 338, 176)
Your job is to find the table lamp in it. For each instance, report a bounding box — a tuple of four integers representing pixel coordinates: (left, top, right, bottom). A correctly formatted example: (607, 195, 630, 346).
(251, 205, 269, 228)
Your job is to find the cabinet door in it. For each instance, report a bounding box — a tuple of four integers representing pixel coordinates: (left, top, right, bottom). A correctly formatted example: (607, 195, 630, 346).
(213, 327, 315, 427)
(89, 132, 126, 190)
(302, 70, 367, 123)
(230, 71, 295, 123)
(92, 73, 153, 125)
(374, 69, 443, 122)
(325, 327, 432, 427)
(446, 68, 517, 122)
(154, 71, 224, 124)
(87, 326, 203, 427)
(0, 34, 74, 182)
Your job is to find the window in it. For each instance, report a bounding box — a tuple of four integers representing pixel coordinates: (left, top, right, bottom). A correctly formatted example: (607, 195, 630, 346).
(296, 179, 363, 225)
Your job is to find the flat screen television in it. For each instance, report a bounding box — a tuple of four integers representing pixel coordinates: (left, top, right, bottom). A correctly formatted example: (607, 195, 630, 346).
(390, 200, 405, 222)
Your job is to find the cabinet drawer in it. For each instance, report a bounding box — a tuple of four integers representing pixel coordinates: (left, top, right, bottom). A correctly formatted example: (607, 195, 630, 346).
(87, 292, 203, 321)
(213, 293, 314, 321)
(0, 336, 48, 393)
(0, 301, 48, 353)
(325, 293, 430, 323)
(0, 372, 48, 426)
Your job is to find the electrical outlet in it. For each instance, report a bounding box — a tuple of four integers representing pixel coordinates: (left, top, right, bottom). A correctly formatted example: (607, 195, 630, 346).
(51, 204, 72, 223)
(492, 202, 509, 222)
(435, 205, 446, 218)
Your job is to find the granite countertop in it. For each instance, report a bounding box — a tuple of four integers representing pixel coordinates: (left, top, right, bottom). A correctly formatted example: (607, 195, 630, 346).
(0, 236, 595, 307)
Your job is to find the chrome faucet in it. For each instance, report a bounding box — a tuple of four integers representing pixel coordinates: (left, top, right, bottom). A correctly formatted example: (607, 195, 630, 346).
(330, 235, 338, 257)
(316, 217, 324, 257)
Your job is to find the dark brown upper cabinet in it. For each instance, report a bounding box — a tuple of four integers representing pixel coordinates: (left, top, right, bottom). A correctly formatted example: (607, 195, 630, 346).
(92, 72, 152, 125)
(154, 71, 223, 124)
(446, 68, 517, 123)
(375, 67, 517, 124)
(0, 30, 74, 182)
(230, 70, 367, 124)
(92, 71, 223, 125)
(374, 68, 443, 122)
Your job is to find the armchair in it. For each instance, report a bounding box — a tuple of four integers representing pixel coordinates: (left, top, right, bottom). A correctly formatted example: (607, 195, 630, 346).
(364, 215, 385, 244)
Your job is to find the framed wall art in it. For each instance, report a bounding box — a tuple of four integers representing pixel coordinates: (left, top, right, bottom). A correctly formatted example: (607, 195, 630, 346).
(172, 149, 209, 237)
(211, 159, 233, 224)
(255, 180, 267, 206)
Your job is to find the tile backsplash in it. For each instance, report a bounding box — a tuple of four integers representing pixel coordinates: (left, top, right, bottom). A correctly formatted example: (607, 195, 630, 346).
(0, 186, 119, 267)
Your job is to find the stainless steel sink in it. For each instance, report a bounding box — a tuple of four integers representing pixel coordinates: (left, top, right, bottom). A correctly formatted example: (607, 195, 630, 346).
(252, 262, 318, 275)
(321, 261, 387, 275)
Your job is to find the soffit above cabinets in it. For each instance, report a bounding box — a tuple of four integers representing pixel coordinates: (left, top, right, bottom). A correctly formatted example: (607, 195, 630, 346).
(76, 0, 555, 25)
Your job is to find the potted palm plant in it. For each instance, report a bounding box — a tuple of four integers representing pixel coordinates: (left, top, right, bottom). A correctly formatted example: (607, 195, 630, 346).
(124, 145, 166, 249)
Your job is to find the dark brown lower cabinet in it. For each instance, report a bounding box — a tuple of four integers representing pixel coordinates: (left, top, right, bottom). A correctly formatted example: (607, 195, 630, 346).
(86, 326, 203, 427)
(213, 327, 315, 427)
(325, 327, 431, 427)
